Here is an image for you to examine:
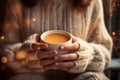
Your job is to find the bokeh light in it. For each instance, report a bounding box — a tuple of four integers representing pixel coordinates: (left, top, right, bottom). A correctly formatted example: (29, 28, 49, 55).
(1, 56, 8, 64)
(15, 50, 27, 60)
(112, 32, 116, 36)
(32, 18, 36, 22)
(0, 36, 5, 40)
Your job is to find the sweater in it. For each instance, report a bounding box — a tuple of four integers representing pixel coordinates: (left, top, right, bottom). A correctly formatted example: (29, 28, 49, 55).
(1, 0, 113, 79)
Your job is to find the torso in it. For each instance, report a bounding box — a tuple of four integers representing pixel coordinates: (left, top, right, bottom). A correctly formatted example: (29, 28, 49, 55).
(20, 0, 93, 41)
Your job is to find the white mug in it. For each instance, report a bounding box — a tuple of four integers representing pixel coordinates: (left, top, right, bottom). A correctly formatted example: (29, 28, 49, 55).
(40, 30, 72, 54)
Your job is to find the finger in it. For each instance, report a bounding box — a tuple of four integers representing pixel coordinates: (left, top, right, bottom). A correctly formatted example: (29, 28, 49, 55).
(21, 42, 48, 52)
(37, 50, 57, 59)
(43, 63, 56, 71)
(71, 35, 77, 43)
(40, 58, 56, 66)
(55, 61, 75, 70)
(36, 34, 40, 42)
(55, 53, 78, 61)
(27, 60, 42, 69)
(26, 51, 38, 61)
(61, 43, 79, 51)
(32, 43, 48, 50)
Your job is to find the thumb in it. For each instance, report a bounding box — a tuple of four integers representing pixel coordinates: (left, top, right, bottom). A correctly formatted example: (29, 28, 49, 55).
(71, 35, 77, 43)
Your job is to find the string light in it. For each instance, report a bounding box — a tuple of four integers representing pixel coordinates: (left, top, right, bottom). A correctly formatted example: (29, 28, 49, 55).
(112, 32, 116, 36)
(0, 36, 5, 40)
(32, 18, 36, 22)
(1, 56, 8, 64)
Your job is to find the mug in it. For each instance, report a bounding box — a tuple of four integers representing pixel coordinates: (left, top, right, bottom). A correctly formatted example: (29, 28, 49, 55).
(40, 30, 72, 54)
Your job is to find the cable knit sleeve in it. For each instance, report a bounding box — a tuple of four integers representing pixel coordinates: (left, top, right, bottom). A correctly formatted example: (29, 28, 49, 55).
(0, 0, 34, 73)
(85, 0, 113, 71)
(69, 0, 113, 73)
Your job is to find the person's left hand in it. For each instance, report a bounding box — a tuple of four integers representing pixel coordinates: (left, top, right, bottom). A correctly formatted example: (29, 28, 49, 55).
(44, 35, 80, 71)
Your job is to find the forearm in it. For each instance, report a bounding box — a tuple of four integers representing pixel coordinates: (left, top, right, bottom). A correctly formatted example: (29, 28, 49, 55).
(20, 34, 38, 51)
(1, 43, 43, 73)
(69, 37, 112, 73)
(69, 38, 94, 73)
(86, 43, 112, 71)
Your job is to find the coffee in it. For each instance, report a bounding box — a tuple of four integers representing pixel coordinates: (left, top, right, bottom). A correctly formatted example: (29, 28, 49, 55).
(40, 30, 72, 54)
(43, 33, 70, 44)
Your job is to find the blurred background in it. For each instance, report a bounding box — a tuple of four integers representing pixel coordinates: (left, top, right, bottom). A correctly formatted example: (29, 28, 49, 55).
(0, 0, 120, 80)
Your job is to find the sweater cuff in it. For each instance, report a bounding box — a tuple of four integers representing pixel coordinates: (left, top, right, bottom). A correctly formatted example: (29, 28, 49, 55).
(86, 43, 107, 71)
(68, 38, 94, 73)
(21, 34, 38, 52)
(76, 38, 94, 63)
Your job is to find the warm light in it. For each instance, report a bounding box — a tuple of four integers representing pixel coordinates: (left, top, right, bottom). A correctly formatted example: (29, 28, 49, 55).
(112, 32, 116, 36)
(15, 50, 27, 60)
(6, 23, 10, 27)
(0, 36, 5, 40)
(1, 56, 8, 64)
(32, 18, 36, 22)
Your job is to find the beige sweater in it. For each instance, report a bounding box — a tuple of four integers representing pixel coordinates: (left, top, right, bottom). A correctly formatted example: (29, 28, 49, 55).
(1, 0, 113, 77)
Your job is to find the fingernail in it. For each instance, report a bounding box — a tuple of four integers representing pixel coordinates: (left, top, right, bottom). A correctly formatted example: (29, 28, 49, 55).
(61, 46, 64, 50)
(37, 47, 41, 50)
(55, 62, 59, 67)
(53, 50, 57, 54)
(55, 56, 59, 60)
(44, 44, 48, 48)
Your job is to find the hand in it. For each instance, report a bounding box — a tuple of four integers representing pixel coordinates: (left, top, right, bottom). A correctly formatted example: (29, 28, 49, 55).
(1, 43, 32, 73)
(37, 50, 58, 70)
(43, 35, 80, 71)
(54, 35, 93, 73)
(20, 34, 48, 52)
(25, 44, 58, 71)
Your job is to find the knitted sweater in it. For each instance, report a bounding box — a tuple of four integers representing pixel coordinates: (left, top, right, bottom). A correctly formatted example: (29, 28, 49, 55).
(1, 0, 113, 79)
